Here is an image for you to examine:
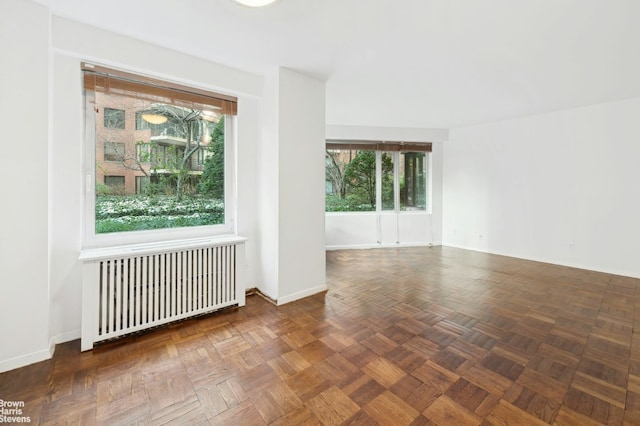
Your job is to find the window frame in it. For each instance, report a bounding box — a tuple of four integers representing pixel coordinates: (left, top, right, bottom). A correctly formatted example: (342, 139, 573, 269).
(82, 69, 237, 249)
(325, 141, 432, 215)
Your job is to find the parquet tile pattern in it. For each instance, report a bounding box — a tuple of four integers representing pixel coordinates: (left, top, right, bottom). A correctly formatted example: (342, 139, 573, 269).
(2, 246, 640, 425)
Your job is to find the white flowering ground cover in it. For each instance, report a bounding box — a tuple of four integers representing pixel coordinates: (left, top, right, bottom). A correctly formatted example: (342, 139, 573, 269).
(96, 195, 224, 233)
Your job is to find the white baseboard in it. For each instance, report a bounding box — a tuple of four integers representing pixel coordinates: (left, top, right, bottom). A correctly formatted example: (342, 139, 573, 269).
(443, 244, 640, 280)
(0, 346, 54, 374)
(326, 242, 440, 251)
(0, 329, 82, 373)
(277, 284, 328, 305)
(52, 329, 81, 345)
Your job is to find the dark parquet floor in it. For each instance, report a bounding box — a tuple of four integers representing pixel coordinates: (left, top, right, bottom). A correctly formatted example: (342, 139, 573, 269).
(1, 246, 640, 425)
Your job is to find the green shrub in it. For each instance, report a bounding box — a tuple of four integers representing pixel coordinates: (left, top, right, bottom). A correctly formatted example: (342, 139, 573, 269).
(96, 183, 110, 196)
(95, 194, 224, 233)
(325, 194, 375, 212)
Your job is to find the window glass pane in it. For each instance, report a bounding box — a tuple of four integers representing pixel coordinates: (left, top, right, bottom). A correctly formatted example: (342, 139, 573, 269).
(104, 175, 125, 186)
(326, 149, 376, 212)
(104, 107, 125, 129)
(400, 152, 427, 211)
(381, 152, 394, 211)
(102, 175, 126, 196)
(93, 90, 226, 234)
(135, 176, 149, 194)
(104, 141, 125, 162)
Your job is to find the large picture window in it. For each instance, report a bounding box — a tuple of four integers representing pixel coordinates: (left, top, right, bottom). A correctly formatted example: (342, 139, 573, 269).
(325, 141, 431, 213)
(326, 148, 378, 211)
(83, 63, 237, 242)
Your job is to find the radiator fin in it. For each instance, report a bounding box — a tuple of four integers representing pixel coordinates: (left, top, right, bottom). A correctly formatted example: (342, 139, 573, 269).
(95, 244, 237, 341)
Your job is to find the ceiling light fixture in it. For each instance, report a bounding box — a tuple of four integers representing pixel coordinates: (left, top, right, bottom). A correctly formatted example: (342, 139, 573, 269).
(233, 0, 278, 7)
(141, 113, 168, 125)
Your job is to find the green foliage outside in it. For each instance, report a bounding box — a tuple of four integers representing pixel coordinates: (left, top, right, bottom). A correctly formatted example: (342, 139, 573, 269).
(96, 116, 226, 234)
(96, 195, 223, 233)
(199, 117, 225, 199)
(325, 195, 378, 212)
(381, 155, 394, 210)
(325, 150, 393, 212)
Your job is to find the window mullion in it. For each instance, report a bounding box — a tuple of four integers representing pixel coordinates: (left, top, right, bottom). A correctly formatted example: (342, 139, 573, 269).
(84, 91, 97, 243)
(393, 151, 400, 213)
(375, 151, 382, 212)
(225, 116, 235, 232)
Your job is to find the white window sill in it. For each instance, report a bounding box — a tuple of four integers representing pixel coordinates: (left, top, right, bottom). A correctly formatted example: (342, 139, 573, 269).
(80, 235, 247, 262)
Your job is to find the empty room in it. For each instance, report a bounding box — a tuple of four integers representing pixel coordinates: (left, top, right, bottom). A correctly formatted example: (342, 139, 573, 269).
(1, 0, 639, 424)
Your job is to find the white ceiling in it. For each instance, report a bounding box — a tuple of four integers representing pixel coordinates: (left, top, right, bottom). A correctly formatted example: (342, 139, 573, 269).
(35, 0, 640, 128)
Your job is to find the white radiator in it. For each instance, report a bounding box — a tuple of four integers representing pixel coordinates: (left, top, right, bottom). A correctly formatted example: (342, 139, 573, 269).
(79, 236, 246, 350)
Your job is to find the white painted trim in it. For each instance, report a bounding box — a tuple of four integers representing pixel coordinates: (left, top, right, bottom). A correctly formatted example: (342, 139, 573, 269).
(80, 235, 247, 261)
(326, 243, 439, 251)
(0, 346, 53, 374)
(326, 124, 449, 143)
(277, 284, 328, 305)
(52, 329, 81, 344)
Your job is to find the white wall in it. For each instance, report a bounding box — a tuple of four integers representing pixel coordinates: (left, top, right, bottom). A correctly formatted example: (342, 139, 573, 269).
(443, 97, 640, 278)
(235, 99, 261, 296)
(257, 68, 280, 299)
(257, 68, 327, 303)
(0, 0, 52, 372)
(324, 125, 447, 249)
(53, 18, 262, 98)
(277, 69, 326, 303)
(50, 54, 83, 343)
